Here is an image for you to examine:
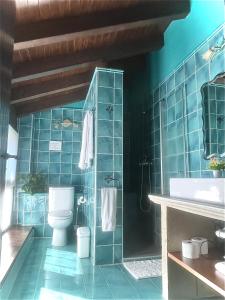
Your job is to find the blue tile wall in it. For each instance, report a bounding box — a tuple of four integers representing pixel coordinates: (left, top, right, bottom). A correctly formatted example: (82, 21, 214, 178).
(82, 68, 123, 265)
(82, 73, 97, 263)
(16, 193, 50, 237)
(17, 106, 83, 189)
(96, 69, 123, 265)
(16, 68, 123, 261)
(150, 24, 225, 195)
(16, 105, 84, 236)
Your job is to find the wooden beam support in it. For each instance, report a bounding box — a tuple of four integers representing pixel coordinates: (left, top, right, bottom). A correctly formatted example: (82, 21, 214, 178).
(15, 0, 190, 42)
(13, 33, 164, 78)
(11, 82, 89, 105)
(12, 61, 105, 83)
(11, 69, 92, 101)
(14, 19, 163, 59)
(13, 85, 88, 116)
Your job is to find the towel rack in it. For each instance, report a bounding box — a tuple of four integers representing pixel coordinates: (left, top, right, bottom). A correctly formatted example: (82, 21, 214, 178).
(104, 175, 119, 184)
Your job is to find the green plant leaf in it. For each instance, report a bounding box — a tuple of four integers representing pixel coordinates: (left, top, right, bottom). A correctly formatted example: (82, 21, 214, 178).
(20, 173, 48, 195)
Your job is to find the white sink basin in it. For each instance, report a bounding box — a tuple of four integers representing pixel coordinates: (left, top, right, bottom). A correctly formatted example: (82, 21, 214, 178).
(170, 178, 225, 206)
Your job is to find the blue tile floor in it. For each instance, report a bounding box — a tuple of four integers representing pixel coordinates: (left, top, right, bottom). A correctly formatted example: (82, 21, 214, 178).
(9, 239, 162, 300)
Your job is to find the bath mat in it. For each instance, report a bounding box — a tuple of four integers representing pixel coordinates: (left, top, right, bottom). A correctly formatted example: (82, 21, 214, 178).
(123, 259, 162, 280)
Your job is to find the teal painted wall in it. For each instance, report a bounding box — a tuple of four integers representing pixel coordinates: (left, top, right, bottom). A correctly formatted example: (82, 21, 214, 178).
(149, 0, 225, 89)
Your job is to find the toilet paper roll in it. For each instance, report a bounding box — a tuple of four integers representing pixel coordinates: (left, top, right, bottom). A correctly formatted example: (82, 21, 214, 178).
(191, 237, 208, 255)
(182, 240, 200, 259)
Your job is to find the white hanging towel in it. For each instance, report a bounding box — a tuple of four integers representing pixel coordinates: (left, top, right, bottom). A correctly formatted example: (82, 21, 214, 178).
(79, 111, 94, 170)
(101, 187, 117, 232)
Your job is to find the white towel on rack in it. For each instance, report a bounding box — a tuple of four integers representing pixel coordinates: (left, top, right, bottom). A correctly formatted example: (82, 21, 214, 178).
(79, 111, 94, 170)
(101, 187, 117, 232)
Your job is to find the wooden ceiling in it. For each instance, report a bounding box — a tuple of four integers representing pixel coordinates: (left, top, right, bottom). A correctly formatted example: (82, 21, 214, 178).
(12, 0, 190, 115)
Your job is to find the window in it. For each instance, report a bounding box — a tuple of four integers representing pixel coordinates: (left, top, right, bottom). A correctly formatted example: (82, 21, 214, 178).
(1, 125, 18, 232)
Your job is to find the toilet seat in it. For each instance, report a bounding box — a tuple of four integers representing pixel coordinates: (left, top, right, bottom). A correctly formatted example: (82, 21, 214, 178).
(48, 210, 72, 219)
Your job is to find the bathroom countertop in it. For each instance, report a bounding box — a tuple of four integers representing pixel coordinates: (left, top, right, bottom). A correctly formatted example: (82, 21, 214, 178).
(148, 194, 225, 221)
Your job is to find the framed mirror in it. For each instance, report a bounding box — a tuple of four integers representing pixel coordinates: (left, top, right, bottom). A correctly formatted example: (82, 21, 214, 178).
(201, 72, 225, 159)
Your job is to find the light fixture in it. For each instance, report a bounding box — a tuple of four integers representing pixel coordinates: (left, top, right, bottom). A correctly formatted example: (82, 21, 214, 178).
(202, 38, 225, 61)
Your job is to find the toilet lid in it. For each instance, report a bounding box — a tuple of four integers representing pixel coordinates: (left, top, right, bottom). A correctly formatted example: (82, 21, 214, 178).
(49, 210, 72, 219)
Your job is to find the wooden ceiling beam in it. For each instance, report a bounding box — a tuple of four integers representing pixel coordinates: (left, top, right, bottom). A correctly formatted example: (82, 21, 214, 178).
(15, 0, 140, 24)
(13, 33, 164, 78)
(15, 0, 190, 42)
(11, 0, 191, 115)
(11, 82, 89, 105)
(14, 20, 163, 55)
(11, 69, 92, 101)
(12, 61, 105, 83)
(13, 85, 88, 116)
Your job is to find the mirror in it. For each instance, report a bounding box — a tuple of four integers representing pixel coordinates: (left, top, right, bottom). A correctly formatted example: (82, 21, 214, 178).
(201, 72, 225, 159)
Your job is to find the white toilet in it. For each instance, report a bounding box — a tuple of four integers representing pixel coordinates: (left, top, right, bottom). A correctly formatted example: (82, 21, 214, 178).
(48, 186, 74, 246)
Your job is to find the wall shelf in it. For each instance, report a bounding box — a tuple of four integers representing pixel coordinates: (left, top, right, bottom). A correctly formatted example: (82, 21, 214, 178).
(168, 250, 225, 298)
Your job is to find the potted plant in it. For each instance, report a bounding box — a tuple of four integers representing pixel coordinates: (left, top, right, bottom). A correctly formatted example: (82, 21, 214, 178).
(208, 158, 225, 178)
(18, 173, 48, 195)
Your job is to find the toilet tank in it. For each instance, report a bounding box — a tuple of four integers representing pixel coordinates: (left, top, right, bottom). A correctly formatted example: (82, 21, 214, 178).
(49, 187, 74, 212)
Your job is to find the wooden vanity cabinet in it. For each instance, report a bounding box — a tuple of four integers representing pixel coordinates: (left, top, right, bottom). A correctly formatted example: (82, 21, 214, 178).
(149, 195, 225, 300)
